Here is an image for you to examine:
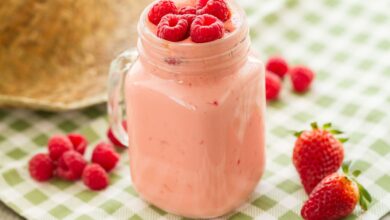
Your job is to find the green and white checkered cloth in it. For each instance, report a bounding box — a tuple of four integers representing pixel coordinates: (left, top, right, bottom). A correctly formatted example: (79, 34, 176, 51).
(0, 0, 389, 219)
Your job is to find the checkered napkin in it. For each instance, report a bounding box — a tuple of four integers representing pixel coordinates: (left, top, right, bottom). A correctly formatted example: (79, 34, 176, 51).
(0, 0, 389, 219)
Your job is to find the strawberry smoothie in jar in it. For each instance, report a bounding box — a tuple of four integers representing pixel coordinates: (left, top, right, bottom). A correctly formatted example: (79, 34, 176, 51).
(108, 0, 265, 218)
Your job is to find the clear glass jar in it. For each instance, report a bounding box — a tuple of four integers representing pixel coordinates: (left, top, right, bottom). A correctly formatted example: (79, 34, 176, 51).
(108, 1, 265, 218)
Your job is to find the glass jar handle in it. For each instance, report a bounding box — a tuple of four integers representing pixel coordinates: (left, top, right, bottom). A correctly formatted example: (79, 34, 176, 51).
(107, 49, 138, 147)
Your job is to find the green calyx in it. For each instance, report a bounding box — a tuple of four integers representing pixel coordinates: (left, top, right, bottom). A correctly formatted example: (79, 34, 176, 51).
(293, 131, 303, 137)
(293, 122, 349, 143)
(342, 161, 372, 211)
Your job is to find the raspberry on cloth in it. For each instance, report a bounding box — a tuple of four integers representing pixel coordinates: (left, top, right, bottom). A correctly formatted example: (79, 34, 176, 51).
(82, 164, 110, 191)
(56, 151, 87, 181)
(265, 72, 282, 101)
(266, 57, 289, 79)
(48, 135, 73, 161)
(67, 133, 88, 155)
(91, 142, 120, 172)
(289, 66, 315, 93)
(28, 153, 55, 182)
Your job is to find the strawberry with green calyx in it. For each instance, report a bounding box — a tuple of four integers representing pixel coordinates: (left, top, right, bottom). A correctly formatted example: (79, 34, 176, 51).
(301, 161, 372, 220)
(293, 122, 346, 194)
(341, 161, 372, 211)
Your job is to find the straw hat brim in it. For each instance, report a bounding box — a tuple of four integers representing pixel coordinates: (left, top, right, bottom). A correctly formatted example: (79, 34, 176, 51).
(0, 0, 152, 111)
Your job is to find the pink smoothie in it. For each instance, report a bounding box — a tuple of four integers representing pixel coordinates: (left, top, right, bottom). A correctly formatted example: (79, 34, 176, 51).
(125, 0, 265, 218)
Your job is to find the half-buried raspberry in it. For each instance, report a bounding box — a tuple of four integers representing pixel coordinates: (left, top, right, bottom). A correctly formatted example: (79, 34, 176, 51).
(178, 6, 196, 27)
(190, 14, 224, 43)
(197, 0, 231, 22)
(29, 153, 55, 182)
(178, 6, 196, 15)
(180, 14, 196, 27)
(67, 133, 88, 155)
(157, 14, 189, 42)
(148, 0, 178, 25)
(82, 164, 109, 191)
(91, 142, 120, 172)
(48, 135, 73, 161)
(57, 151, 87, 181)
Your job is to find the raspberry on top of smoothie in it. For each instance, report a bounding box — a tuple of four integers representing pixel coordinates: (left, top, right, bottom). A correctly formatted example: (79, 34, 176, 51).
(147, 0, 238, 43)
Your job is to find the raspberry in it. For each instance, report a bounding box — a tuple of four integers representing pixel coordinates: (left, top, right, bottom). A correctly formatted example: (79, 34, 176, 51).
(57, 151, 87, 181)
(265, 72, 282, 101)
(190, 14, 224, 43)
(157, 14, 189, 42)
(91, 142, 120, 172)
(196, 0, 209, 9)
(180, 14, 196, 27)
(197, 0, 231, 22)
(107, 121, 127, 148)
(82, 164, 109, 191)
(48, 135, 73, 161)
(177, 6, 197, 28)
(29, 153, 55, 182)
(148, 0, 178, 25)
(67, 133, 88, 155)
(178, 6, 196, 15)
(266, 56, 289, 79)
(289, 66, 315, 93)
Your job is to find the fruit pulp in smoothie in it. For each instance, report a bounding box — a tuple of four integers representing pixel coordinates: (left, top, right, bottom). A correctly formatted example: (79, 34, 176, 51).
(125, 0, 265, 217)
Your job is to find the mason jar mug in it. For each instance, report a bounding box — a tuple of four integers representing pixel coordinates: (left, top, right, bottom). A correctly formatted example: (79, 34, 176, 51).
(108, 1, 266, 218)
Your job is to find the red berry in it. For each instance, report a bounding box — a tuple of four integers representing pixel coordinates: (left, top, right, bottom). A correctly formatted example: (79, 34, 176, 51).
(180, 14, 197, 27)
(157, 14, 189, 42)
(266, 56, 289, 79)
(293, 122, 344, 194)
(289, 66, 315, 93)
(148, 0, 178, 25)
(197, 0, 231, 22)
(82, 164, 109, 191)
(29, 153, 55, 182)
(57, 151, 87, 181)
(265, 72, 282, 101)
(48, 135, 73, 161)
(196, 0, 209, 9)
(67, 133, 88, 155)
(190, 14, 224, 43)
(301, 173, 360, 220)
(178, 6, 196, 15)
(107, 121, 127, 148)
(91, 142, 120, 172)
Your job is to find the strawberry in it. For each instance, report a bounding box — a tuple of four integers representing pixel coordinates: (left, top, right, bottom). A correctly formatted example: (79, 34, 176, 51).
(301, 162, 372, 220)
(293, 122, 346, 194)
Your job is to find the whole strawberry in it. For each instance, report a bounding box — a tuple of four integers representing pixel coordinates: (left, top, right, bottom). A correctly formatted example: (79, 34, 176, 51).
(293, 122, 346, 194)
(301, 162, 372, 220)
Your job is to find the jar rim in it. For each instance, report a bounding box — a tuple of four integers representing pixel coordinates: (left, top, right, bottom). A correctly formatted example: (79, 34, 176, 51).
(137, 0, 248, 49)
(135, 0, 250, 76)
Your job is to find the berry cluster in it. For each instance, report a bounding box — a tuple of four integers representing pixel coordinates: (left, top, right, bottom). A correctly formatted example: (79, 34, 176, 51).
(29, 122, 127, 191)
(148, 0, 230, 43)
(292, 122, 371, 220)
(265, 56, 315, 101)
